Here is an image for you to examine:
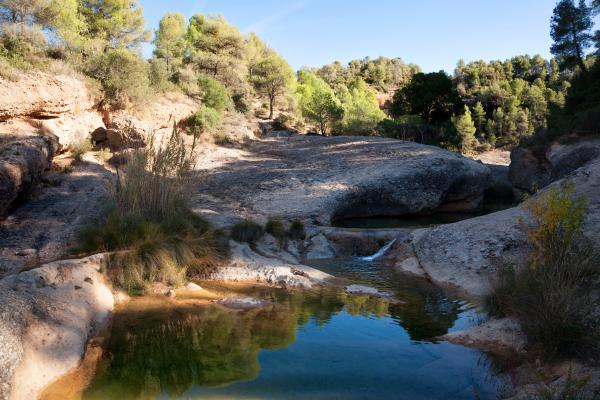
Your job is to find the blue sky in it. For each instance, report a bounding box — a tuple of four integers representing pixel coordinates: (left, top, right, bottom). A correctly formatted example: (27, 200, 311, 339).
(138, 0, 589, 73)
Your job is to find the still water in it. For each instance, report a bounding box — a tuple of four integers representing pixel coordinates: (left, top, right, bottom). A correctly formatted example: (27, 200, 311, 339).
(83, 259, 508, 400)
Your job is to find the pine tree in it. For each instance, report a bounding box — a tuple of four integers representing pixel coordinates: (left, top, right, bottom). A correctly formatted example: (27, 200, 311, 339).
(453, 105, 477, 153)
(471, 101, 486, 137)
(550, 0, 593, 72)
(154, 13, 187, 71)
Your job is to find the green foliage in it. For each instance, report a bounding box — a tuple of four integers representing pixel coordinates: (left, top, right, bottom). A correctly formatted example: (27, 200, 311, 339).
(390, 71, 463, 125)
(550, 0, 593, 71)
(198, 76, 230, 112)
(188, 105, 222, 136)
(454, 56, 569, 147)
(288, 219, 306, 240)
(251, 54, 295, 119)
(334, 78, 386, 135)
(487, 184, 600, 357)
(230, 219, 264, 246)
(311, 57, 420, 93)
(85, 48, 149, 108)
(265, 217, 286, 243)
(147, 58, 174, 93)
(78, 126, 226, 291)
(452, 105, 477, 153)
(186, 14, 246, 89)
(79, 0, 151, 51)
(297, 71, 344, 135)
(153, 12, 187, 71)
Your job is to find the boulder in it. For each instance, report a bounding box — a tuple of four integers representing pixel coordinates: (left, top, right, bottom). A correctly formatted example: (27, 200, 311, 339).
(399, 151, 600, 297)
(509, 139, 600, 194)
(104, 115, 150, 150)
(0, 135, 58, 216)
(209, 241, 332, 288)
(0, 254, 114, 400)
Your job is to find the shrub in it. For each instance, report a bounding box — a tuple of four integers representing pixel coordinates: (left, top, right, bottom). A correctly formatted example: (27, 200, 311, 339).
(265, 217, 286, 243)
(232, 93, 250, 114)
(198, 76, 230, 112)
(85, 48, 150, 109)
(273, 114, 292, 130)
(71, 136, 93, 161)
(230, 219, 264, 245)
(487, 183, 600, 357)
(188, 105, 222, 136)
(148, 58, 175, 93)
(288, 219, 306, 240)
(213, 132, 233, 146)
(78, 125, 227, 292)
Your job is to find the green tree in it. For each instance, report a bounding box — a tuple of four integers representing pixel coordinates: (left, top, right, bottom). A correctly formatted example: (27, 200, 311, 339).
(86, 47, 150, 107)
(154, 12, 187, 71)
(79, 0, 151, 51)
(550, 0, 593, 72)
(198, 76, 230, 113)
(250, 55, 294, 119)
(186, 14, 245, 87)
(390, 71, 462, 125)
(337, 78, 386, 134)
(297, 72, 344, 135)
(0, 0, 82, 46)
(471, 101, 486, 136)
(452, 105, 477, 153)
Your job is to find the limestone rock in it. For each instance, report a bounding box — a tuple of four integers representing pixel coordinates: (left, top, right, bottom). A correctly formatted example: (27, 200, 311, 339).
(441, 318, 526, 357)
(0, 255, 114, 400)
(0, 135, 58, 216)
(103, 115, 150, 150)
(196, 136, 491, 224)
(209, 241, 332, 288)
(0, 71, 95, 122)
(305, 234, 336, 260)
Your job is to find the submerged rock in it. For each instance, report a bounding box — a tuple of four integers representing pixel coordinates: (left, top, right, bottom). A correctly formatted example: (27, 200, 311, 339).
(217, 296, 271, 310)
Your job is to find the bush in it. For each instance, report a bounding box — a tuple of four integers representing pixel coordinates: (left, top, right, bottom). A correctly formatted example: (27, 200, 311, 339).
(232, 93, 250, 114)
(85, 48, 150, 108)
(265, 217, 286, 243)
(198, 76, 230, 112)
(188, 105, 222, 136)
(213, 132, 233, 146)
(487, 183, 600, 357)
(273, 114, 292, 130)
(230, 219, 264, 245)
(78, 125, 227, 292)
(148, 58, 175, 93)
(288, 219, 306, 240)
(71, 136, 93, 161)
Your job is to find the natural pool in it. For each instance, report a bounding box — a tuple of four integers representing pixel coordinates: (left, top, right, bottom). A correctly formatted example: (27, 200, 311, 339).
(79, 259, 508, 400)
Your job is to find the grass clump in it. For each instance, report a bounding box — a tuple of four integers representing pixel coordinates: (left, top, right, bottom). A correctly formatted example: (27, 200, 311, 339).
(230, 219, 264, 246)
(486, 182, 600, 358)
(288, 219, 306, 240)
(265, 217, 287, 245)
(77, 126, 227, 293)
(71, 136, 93, 161)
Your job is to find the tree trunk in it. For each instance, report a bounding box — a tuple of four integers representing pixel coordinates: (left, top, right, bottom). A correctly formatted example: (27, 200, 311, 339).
(269, 95, 274, 120)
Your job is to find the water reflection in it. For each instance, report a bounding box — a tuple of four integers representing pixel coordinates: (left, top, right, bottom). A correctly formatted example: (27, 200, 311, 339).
(83, 259, 502, 399)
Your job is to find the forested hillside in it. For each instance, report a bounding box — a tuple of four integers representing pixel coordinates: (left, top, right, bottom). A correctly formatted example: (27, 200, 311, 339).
(1, 0, 598, 154)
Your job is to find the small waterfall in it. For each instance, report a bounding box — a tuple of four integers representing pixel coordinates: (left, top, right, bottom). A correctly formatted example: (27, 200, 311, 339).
(360, 239, 397, 262)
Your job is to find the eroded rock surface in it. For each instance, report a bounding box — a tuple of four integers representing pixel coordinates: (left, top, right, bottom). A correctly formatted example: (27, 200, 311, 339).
(0, 134, 58, 216)
(0, 254, 114, 400)
(196, 135, 491, 224)
(0, 156, 112, 277)
(0, 71, 95, 122)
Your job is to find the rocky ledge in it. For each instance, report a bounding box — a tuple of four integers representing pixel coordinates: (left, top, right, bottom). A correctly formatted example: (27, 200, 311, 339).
(195, 135, 491, 225)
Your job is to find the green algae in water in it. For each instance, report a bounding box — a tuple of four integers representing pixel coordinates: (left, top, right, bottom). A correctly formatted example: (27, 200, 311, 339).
(84, 261, 508, 400)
